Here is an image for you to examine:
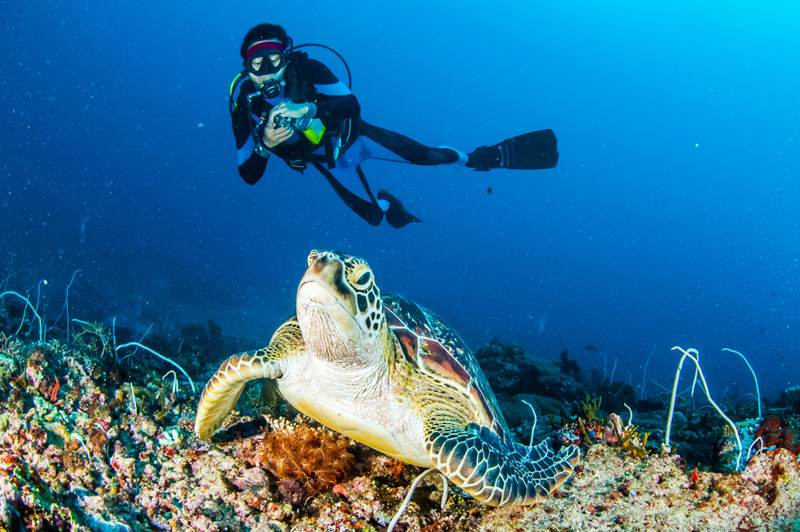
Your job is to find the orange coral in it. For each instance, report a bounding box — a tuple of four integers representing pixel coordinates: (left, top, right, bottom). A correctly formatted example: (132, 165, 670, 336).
(256, 422, 356, 499)
(332, 483, 348, 498)
(387, 459, 405, 480)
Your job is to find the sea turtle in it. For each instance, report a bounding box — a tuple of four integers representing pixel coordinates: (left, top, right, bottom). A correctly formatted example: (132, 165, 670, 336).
(195, 249, 579, 505)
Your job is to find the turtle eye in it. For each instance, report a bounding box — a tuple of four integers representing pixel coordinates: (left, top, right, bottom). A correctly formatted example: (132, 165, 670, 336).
(355, 271, 372, 287)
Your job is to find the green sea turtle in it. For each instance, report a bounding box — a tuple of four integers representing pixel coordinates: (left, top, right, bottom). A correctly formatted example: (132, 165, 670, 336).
(195, 249, 579, 505)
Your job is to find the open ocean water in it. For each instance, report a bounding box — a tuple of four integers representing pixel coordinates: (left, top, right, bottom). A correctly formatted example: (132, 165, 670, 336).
(2, 0, 799, 402)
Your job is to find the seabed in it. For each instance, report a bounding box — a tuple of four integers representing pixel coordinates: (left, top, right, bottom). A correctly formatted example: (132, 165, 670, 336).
(1, 332, 799, 532)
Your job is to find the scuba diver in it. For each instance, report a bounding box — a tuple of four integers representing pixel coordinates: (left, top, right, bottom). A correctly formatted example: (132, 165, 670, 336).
(231, 23, 559, 228)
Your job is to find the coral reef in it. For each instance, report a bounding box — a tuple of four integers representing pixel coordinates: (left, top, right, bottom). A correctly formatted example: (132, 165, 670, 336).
(558, 348, 582, 381)
(755, 415, 800, 455)
(478, 445, 800, 532)
(474, 340, 584, 401)
(782, 385, 800, 414)
(0, 331, 799, 531)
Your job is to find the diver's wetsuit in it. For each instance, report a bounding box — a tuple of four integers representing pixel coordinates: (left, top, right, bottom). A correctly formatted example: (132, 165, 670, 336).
(232, 54, 467, 227)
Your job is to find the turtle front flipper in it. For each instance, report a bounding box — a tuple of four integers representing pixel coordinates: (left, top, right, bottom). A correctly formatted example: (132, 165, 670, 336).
(194, 319, 303, 441)
(426, 424, 580, 506)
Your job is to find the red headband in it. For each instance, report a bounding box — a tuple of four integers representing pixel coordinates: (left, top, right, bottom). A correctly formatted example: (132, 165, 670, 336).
(243, 41, 285, 61)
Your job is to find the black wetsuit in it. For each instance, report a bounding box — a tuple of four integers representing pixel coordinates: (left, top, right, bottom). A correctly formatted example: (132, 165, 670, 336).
(231, 53, 465, 227)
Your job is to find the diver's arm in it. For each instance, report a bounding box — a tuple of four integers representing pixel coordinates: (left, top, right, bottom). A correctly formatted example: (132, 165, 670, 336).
(308, 59, 361, 121)
(313, 93, 360, 121)
(271, 70, 359, 122)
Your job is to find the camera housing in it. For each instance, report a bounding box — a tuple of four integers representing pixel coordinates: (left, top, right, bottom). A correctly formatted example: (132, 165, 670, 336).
(273, 115, 294, 129)
(264, 114, 325, 145)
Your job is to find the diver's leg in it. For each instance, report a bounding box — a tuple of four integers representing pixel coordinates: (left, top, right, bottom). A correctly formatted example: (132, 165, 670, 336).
(312, 162, 421, 228)
(376, 189, 422, 229)
(312, 161, 384, 226)
(313, 134, 424, 227)
(356, 121, 558, 171)
(359, 121, 468, 166)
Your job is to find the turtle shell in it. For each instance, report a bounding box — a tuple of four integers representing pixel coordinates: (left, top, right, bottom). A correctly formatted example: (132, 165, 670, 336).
(383, 293, 510, 438)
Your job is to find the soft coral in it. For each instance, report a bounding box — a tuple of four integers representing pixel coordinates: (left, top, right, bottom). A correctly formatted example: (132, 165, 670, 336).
(255, 422, 356, 501)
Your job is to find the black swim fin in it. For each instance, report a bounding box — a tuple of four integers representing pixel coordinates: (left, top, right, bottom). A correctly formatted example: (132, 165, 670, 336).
(377, 190, 422, 229)
(467, 129, 559, 171)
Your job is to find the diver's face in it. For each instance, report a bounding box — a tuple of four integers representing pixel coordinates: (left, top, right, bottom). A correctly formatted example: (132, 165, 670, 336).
(244, 38, 287, 89)
(247, 54, 286, 88)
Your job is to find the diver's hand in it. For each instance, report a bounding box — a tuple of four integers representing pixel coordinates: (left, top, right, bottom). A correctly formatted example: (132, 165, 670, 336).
(262, 121, 293, 149)
(270, 101, 313, 119)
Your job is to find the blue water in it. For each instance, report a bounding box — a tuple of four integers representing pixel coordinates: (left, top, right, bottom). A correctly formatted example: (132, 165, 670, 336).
(1, 2, 798, 401)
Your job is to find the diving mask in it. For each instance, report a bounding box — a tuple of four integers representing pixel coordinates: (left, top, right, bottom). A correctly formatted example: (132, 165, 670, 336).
(243, 40, 288, 75)
(246, 53, 287, 75)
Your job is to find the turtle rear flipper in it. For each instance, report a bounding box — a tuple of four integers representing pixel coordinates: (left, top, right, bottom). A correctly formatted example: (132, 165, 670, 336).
(195, 320, 302, 441)
(426, 424, 579, 506)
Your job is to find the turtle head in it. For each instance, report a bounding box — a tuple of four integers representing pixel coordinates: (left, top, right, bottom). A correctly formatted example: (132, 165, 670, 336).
(297, 250, 385, 362)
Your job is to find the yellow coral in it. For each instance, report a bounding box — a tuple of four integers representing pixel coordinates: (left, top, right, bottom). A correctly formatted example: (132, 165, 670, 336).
(617, 424, 651, 459)
(580, 394, 603, 426)
(721, 423, 736, 438)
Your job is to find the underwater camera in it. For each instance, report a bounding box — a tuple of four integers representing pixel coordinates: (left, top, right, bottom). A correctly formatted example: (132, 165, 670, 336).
(272, 114, 326, 145)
